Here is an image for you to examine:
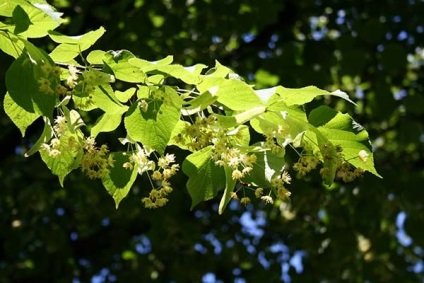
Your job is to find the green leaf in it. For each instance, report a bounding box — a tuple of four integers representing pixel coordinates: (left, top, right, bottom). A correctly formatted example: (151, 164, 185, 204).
(182, 90, 218, 116)
(115, 88, 136, 103)
(0, 1, 63, 38)
(13, 5, 31, 34)
(155, 63, 206, 85)
(24, 117, 52, 157)
(21, 2, 63, 38)
(168, 120, 191, 150)
(91, 112, 124, 138)
(102, 152, 138, 209)
(241, 147, 286, 187)
(215, 106, 266, 128)
(251, 98, 340, 184)
(103, 50, 147, 83)
(91, 85, 127, 113)
(0, 32, 24, 58)
(49, 27, 105, 62)
(86, 49, 106, 65)
(128, 55, 174, 73)
(251, 99, 308, 146)
(275, 85, 356, 106)
(182, 146, 226, 209)
(309, 105, 381, 177)
(218, 165, 237, 214)
(5, 50, 56, 117)
(40, 131, 84, 186)
(205, 60, 232, 78)
(83, 69, 114, 86)
(3, 92, 40, 136)
(197, 77, 264, 111)
(124, 99, 180, 154)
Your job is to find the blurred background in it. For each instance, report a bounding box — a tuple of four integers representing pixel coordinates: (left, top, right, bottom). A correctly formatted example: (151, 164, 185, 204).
(1, 0, 423, 282)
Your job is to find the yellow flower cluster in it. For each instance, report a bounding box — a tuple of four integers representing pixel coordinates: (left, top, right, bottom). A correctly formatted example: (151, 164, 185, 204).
(123, 144, 156, 175)
(263, 127, 285, 154)
(37, 62, 67, 96)
(293, 154, 320, 176)
(336, 162, 364, 182)
(123, 144, 179, 209)
(233, 169, 292, 207)
(142, 153, 179, 209)
(214, 148, 257, 180)
(40, 115, 69, 157)
(80, 137, 114, 179)
(175, 115, 219, 150)
(40, 137, 61, 157)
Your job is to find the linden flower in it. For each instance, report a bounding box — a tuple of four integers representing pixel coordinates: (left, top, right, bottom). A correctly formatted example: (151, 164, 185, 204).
(138, 100, 149, 112)
(158, 153, 176, 168)
(358, 150, 369, 162)
(130, 150, 155, 175)
(231, 169, 243, 180)
(67, 65, 79, 88)
(151, 170, 162, 181)
(261, 195, 274, 204)
(281, 171, 291, 184)
(51, 138, 60, 149)
(255, 187, 263, 198)
(240, 197, 251, 205)
(49, 149, 61, 157)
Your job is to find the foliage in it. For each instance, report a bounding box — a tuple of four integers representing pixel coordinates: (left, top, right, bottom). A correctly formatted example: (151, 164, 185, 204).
(1, 0, 423, 282)
(1, 1, 378, 213)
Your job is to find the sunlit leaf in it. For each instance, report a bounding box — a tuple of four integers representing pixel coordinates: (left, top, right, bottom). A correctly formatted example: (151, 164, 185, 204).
(182, 146, 225, 209)
(3, 92, 40, 136)
(102, 152, 138, 209)
(124, 99, 180, 155)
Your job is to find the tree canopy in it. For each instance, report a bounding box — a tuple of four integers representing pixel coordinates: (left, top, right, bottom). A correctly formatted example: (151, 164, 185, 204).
(0, 0, 423, 282)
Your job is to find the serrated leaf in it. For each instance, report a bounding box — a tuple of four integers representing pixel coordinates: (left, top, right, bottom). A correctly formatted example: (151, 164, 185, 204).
(3, 92, 40, 136)
(86, 49, 106, 65)
(24, 117, 52, 157)
(251, 100, 308, 146)
(115, 88, 136, 103)
(128, 55, 173, 73)
(91, 85, 127, 113)
(21, 2, 62, 38)
(275, 85, 356, 106)
(0, 32, 24, 58)
(40, 131, 84, 186)
(218, 165, 237, 214)
(1, 1, 62, 37)
(206, 60, 232, 78)
(252, 99, 340, 184)
(103, 50, 147, 83)
(168, 120, 191, 150)
(13, 5, 31, 34)
(91, 112, 124, 138)
(49, 27, 105, 62)
(197, 77, 264, 111)
(124, 100, 180, 154)
(5, 50, 56, 117)
(155, 63, 206, 84)
(162, 86, 185, 108)
(241, 147, 286, 187)
(102, 152, 138, 209)
(182, 90, 218, 116)
(182, 146, 226, 209)
(215, 106, 266, 128)
(83, 69, 115, 85)
(309, 105, 381, 177)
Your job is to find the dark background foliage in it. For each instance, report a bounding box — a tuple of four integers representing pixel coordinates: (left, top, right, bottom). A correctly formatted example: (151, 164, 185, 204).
(1, 0, 423, 282)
